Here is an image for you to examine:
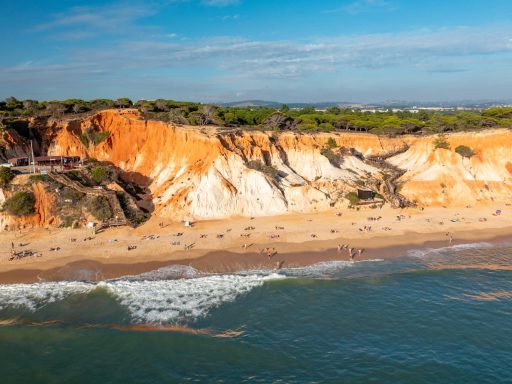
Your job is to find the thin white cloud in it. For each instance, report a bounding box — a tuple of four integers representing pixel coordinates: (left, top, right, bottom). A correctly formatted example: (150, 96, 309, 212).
(325, 0, 397, 14)
(202, 0, 240, 6)
(34, 3, 154, 34)
(4, 24, 512, 100)
(9, 24, 512, 78)
(222, 14, 240, 21)
(103, 25, 512, 75)
(32, 1, 239, 40)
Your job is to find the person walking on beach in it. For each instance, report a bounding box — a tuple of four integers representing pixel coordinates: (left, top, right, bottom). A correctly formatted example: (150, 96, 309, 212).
(275, 260, 284, 270)
(447, 232, 453, 246)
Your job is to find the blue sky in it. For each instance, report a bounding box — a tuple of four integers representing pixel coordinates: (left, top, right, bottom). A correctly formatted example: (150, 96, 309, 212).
(1, 0, 511, 103)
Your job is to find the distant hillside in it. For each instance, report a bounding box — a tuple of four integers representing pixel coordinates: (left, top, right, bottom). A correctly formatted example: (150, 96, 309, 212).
(218, 100, 282, 108)
(219, 100, 365, 109)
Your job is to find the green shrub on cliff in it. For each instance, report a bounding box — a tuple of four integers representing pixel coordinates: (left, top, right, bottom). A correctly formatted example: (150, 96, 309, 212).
(0, 166, 14, 186)
(246, 160, 279, 178)
(2, 191, 35, 216)
(433, 135, 450, 150)
(320, 147, 342, 167)
(79, 126, 111, 147)
(85, 196, 112, 221)
(455, 145, 475, 158)
(90, 165, 110, 184)
(326, 137, 338, 148)
(28, 174, 50, 183)
(345, 191, 360, 206)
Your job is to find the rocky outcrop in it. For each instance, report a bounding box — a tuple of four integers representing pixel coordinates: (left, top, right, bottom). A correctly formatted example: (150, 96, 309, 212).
(389, 130, 512, 206)
(47, 172, 128, 227)
(0, 181, 60, 231)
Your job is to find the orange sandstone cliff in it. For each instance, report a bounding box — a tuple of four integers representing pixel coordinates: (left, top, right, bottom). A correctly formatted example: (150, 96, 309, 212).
(2, 109, 512, 227)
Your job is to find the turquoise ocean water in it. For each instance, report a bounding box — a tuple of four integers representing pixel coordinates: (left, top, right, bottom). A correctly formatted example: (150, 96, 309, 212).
(1, 242, 512, 383)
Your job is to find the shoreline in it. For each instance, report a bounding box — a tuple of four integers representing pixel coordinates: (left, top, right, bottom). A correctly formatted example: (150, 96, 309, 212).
(2, 206, 512, 284)
(1, 226, 511, 284)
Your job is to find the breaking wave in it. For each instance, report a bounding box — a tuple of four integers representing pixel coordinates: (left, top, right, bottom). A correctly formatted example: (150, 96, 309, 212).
(100, 273, 284, 324)
(0, 281, 92, 312)
(0, 272, 285, 324)
(238, 259, 383, 279)
(0, 259, 385, 324)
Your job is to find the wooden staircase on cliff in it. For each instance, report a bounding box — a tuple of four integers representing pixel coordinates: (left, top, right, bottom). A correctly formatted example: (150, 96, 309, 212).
(362, 145, 415, 209)
(47, 171, 129, 228)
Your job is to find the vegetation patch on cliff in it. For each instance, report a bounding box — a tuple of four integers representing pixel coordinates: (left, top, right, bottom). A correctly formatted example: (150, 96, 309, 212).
(455, 145, 475, 158)
(2, 191, 35, 216)
(345, 192, 360, 206)
(433, 135, 450, 150)
(90, 165, 111, 184)
(79, 126, 111, 147)
(28, 174, 50, 183)
(85, 196, 112, 221)
(320, 147, 343, 168)
(117, 191, 147, 225)
(0, 166, 14, 186)
(246, 160, 280, 178)
(66, 165, 115, 186)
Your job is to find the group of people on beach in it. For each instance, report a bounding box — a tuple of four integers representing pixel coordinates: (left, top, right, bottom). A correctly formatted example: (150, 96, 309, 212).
(5, 209, 467, 267)
(337, 243, 364, 261)
(258, 247, 285, 270)
(260, 247, 278, 260)
(9, 242, 41, 261)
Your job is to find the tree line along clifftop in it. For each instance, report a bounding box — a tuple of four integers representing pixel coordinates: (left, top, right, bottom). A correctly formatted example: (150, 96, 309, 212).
(1, 96, 512, 136)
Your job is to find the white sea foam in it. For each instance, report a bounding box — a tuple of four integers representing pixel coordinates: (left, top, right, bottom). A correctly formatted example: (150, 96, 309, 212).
(0, 281, 92, 311)
(115, 265, 201, 282)
(100, 273, 285, 323)
(0, 258, 385, 323)
(0, 273, 285, 324)
(281, 260, 354, 277)
(236, 259, 384, 279)
(407, 242, 493, 258)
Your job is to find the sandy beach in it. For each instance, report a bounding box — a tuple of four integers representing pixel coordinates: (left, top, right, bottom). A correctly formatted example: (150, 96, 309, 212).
(2, 205, 512, 283)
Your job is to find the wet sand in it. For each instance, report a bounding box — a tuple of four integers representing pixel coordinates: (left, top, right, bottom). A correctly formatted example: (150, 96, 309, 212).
(1, 231, 511, 284)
